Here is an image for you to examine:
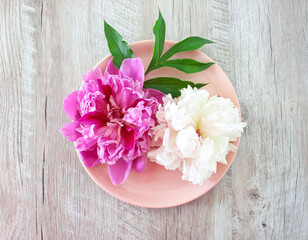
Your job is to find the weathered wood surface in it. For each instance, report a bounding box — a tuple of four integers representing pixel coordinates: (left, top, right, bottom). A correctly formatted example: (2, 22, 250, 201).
(1, 0, 307, 239)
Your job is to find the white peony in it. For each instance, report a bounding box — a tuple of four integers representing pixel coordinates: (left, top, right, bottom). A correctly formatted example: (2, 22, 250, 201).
(148, 86, 246, 185)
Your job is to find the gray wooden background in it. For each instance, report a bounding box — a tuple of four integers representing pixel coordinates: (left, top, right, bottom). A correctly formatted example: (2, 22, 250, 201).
(1, 0, 307, 239)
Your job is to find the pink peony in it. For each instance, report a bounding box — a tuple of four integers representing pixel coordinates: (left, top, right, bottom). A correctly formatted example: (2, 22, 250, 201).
(60, 58, 164, 185)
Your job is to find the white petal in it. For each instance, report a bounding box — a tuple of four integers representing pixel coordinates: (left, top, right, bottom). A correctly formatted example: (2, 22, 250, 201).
(175, 126, 200, 158)
(181, 158, 213, 185)
(148, 86, 246, 186)
(171, 107, 193, 131)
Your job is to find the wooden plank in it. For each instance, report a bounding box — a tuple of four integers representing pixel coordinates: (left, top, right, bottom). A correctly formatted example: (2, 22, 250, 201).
(1, 0, 37, 239)
(230, 0, 308, 239)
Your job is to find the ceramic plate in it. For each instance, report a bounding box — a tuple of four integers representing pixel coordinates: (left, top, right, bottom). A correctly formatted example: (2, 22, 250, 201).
(78, 40, 242, 208)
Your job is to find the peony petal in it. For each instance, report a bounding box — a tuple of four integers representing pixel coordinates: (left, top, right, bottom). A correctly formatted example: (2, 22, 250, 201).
(63, 91, 81, 120)
(175, 126, 200, 158)
(79, 147, 100, 167)
(119, 58, 144, 86)
(108, 158, 132, 185)
(105, 58, 119, 75)
(132, 155, 147, 172)
(79, 111, 107, 126)
(60, 121, 81, 141)
(143, 88, 165, 104)
(93, 94, 108, 113)
(76, 136, 97, 152)
(121, 126, 136, 150)
(97, 79, 112, 100)
(83, 68, 103, 83)
(117, 88, 140, 108)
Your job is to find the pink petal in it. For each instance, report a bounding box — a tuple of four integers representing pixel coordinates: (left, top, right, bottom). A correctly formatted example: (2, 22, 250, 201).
(132, 155, 147, 172)
(120, 58, 144, 86)
(79, 147, 100, 167)
(121, 126, 136, 150)
(143, 88, 165, 104)
(76, 137, 97, 152)
(117, 88, 140, 108)
(79, 111, 107, 126)
(60, 121, 81, 141)
(63, 91, 81, 120)
(93, 94, 108, 113)
(105, 58, 119, 75)
(108, 158, 132, 185)
(97, 79, 112, 100)
(83, 68, 103, 83)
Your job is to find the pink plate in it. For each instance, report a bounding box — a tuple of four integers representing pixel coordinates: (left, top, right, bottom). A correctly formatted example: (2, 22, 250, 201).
(78, 40, 242, 208)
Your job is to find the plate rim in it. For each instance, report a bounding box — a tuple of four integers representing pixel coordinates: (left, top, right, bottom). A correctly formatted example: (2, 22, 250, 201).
(77, 39, 242, 208)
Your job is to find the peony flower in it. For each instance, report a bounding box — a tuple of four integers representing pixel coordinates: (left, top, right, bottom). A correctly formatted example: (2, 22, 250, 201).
(60, 58, 164, 185)
(148, 86, 246, 185)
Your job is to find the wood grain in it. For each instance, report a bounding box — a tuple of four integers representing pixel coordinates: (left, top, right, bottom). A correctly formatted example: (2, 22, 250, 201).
(0, 0, 307, 239)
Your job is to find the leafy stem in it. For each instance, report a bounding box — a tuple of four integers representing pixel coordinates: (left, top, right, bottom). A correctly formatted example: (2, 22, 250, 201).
(143, 77, 209, 98)
(103, 10, 215, 97)
(104, 20, 134, 69)
(145, 36, 214, 75)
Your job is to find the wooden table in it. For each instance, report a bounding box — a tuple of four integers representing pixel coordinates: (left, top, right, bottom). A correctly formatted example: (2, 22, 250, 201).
(1, 0, 307, 239)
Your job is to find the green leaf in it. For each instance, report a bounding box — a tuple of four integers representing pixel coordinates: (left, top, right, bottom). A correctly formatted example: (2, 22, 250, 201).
(153, 59, 214, 74)
(145, 9, 166, 75)
(104, 20, 134, 69)
(143, 77, 208, 98)
(159, 36, 214, 62)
